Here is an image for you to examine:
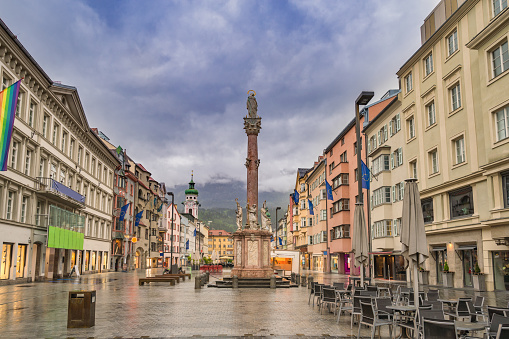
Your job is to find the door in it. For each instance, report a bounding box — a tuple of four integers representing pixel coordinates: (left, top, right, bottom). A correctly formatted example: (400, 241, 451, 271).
(463, 250, 473, 287)
(436, 251, 445, 284)
(1, 244, 12, 279)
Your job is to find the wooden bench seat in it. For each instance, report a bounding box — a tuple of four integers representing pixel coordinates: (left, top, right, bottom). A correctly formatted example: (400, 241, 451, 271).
(138, 277, 178, 286)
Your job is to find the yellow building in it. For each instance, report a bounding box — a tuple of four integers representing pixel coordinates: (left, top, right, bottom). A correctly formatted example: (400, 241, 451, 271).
(207, 229, 233, 262)
(290, 168, 312, 269)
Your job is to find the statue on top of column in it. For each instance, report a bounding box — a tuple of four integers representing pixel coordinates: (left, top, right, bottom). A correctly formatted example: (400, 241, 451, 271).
(246, 90, 258, 118)
(235, 198, 242, 231)
(260, 200, 270, 231)
(246, 202, 258, 229)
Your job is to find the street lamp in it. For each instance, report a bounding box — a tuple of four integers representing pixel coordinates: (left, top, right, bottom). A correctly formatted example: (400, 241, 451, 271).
(355, 91, 374, 282)
(167, 192, 174, 272)
(275, 207, 281, 250)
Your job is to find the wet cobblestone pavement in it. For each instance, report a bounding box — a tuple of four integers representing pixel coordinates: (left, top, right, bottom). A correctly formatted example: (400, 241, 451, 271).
(1, 269, 508, 338)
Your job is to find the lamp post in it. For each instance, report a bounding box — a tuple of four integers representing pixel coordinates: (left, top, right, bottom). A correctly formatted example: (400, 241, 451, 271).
(355, 91, 374, 281)
(167, 192, 174, 272)
(275, 207, 281, 250)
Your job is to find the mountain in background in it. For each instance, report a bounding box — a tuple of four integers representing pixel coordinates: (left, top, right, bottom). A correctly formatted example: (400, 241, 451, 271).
(170, 179, 290, 232)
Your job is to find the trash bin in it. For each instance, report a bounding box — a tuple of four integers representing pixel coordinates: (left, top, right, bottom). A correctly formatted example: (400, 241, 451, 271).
(67, 290, 96, 328)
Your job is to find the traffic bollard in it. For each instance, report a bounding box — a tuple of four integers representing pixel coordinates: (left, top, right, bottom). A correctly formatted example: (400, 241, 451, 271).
(291, 272, 295, 283)
(195, 275, 201, 289)
(270, 275, 276, 289)
(296, 274, 300, 285)
(232, 275, 238, 289)
(301, 274, 307, 287)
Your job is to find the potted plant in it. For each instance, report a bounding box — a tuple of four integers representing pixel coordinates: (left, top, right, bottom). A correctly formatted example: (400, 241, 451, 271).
(472, 262, 486, 291)
(502, 263, 509, 291)
(442, 261, 454, 287)
(418, 266, 429, 285)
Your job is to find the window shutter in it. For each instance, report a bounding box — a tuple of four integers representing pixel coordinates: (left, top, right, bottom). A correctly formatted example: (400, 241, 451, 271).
(384, 125, 388, 140)
(389, 121, 392, 136)
(392, 186, 396, 202)
(399, 148, 403, 165)
(377, 131, 381, 146)
(390, 154, 394, 169)
(397, 114, 401, 131)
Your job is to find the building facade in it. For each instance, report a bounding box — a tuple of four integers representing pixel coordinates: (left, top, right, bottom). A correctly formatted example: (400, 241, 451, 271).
(208, 229, 233, 261)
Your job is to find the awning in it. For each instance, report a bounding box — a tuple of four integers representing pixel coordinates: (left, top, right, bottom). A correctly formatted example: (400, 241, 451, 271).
(457, 245, 477, 251)
(369, 251, 393, 255)
(431, 246, 446, 251)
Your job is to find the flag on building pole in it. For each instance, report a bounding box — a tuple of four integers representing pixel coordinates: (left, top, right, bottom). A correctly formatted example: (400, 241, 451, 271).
(0, 80, 22, 171)
(134, 210, 143, 226)
(308, 199, 314, 215)
(325, 180, 333, 200)
(361, 160, 370, 190)
(293, 189, 299, 204)
(116, 145, 123, 155)
(119, 203, 130, 221)
(289, 194, 294, 232)
(279, 237, 282, 245)
(186, 239, 189, 250)
(193, 228, 196, 237)
(157, 203, 163, 212)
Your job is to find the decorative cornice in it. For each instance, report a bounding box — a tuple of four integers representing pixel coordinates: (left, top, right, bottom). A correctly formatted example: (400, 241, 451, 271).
(244, 117, 261, 135)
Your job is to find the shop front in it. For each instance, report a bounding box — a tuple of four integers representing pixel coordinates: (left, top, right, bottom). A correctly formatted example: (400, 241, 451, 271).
(312, 254, 325, 272)
(372, 252, 406, 281)
(430, 246, 447, 285)
(492, 250, 509, 290)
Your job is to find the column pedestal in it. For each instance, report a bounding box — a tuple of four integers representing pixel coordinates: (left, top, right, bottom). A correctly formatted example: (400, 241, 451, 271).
(231, 229, 273, 279)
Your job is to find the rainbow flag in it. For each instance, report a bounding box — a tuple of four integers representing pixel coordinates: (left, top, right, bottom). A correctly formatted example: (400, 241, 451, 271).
(0, 80, 22, 171)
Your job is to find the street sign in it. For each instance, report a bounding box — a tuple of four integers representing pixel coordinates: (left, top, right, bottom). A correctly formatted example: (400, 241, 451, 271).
(159, 252, 164, 257)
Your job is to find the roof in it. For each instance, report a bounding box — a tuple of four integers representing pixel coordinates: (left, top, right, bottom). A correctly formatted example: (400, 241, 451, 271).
(362, 95, 399, 133)
(136, 163, 151, 174)
(324, 90, 399, 153)
(306, 158, 326, 180)
(298, 168, 311, 178)
(208, 230, 232, 237)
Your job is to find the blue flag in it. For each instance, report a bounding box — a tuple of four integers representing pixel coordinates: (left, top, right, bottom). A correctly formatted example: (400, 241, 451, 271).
(186, 239, 189, 250)
(361, 160, 370, 190)
(271, 236, 274, 242)
(293, 189, 299, 204)
(119, 203, 130, 221)
(157, 203, 163, 212)
(134, 210, 143, 226)
(325, 180, 333, 200)
(193, 228, 196, 237)
(279, 237, 282, 245)
(308, 199, 314, 215)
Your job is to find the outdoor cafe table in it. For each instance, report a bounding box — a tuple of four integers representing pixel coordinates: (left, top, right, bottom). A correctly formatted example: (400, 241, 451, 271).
(348, 276, 371, 286)
(454, 320, 487, 338)
(438, 298, 459, 313)
(387, 305, 417, 339)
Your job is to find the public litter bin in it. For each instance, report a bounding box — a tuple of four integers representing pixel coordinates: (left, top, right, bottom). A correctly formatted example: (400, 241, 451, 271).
(67, 290, 96, 328)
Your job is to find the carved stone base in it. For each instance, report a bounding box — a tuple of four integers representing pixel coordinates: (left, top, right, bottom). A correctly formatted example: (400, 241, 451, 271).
(231, 229, 273, 279)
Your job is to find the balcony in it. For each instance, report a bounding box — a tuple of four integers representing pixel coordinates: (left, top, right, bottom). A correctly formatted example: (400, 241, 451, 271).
(36, 177, 85, 209)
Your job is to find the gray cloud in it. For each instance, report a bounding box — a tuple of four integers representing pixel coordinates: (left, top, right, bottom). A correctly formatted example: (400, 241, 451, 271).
(1, 0, 438, 193)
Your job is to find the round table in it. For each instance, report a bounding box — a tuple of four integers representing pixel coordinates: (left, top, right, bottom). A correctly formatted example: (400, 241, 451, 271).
(387, 305, 417, 339)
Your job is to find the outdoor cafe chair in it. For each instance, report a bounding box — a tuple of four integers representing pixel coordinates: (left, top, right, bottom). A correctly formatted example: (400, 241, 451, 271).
(333, 282, 345, 290)
(308, 281, 317, 305)
(422, 301, 443, 311)
(487, 306, 509, 324)
(417, 309, 445, 339)
(313, 284, 324, 308)
(351, 295, 371, 330)
(336, 289, 353, 323)
(320, 288, 337, 315)
(466, 300, 486, 323)
(444, 297, 471, 321)
(426, 290, 439, 302)
(366, 285, 378, 295)
(422, 318, 458, 339)
(357, 300, 393, 339)
(495, 324, 509, 339)
(360, 290, 377, 297)
(486, 313, 509, 339)
(374, 297, 393, 320)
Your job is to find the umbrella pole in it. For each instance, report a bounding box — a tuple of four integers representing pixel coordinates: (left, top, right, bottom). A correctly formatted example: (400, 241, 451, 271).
(413, 259, 419, 306)
(360, 263, 364, 287)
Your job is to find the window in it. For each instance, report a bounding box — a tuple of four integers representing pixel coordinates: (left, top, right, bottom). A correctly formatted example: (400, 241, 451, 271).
(301, 219, 306, 228)
(42, 115, 48, 138)
(332, 173, 349, 188)
(308, 217, 313, 227)
(340, 151, 347, 163)
(39, 158, 45, 177)
(392, 182, 405, 202)
(1, 75, 10, 90)
(447, 30, 458, 56)
(422, 198, 434, 223)
(91, 158, 96, 176)
(426, 101, 436, 126)
(300, 199, 306, 210)
(391, 148, 403, 169)
(24, 150, 31, 176)
(502, 172, 509, 208)
(320, 189, 327, 200)
(70, 139, 75, 159)
(372, 220, 393, 238)
(410, 160, 418, 179)
(10, 141, 18, 169)
(60, 168, 66, 184)
(493, 0, 508, 16)
(85, 153, 89, 171)
(28, 102, 35, 127)
(61, 132, 67, 153)
(450, 83, 461, 111)
(300, 183, 306, 192)
(329, 161, 335, 175)
(492, 41, 508, 78)
(320, 209, 327, 221)
(50, 163, 56, 179)
(429, 149, 439, 174)
(372, 154, 390, 175)
(20, 196, 27, 223)
(331, 225, 350, 239)
(495, 106, 509, 141)
(405, 72, 413, 93)
(368, 134, 377, 153)
(393, 218, 401, 236)
(371, 187, 391, 207)
(454, 136, 466, 164)
(15, 91, 23, 117)
(408, 116, 415, 139)
(424, 52, 433, 76)
(390, 113, 401, 136)
(449, 186, 474, 218)
(332, 199, 349, 214)
(52, 124, 58, 145)
(6, 191, 14, 220)
(77, 147, 83, 165)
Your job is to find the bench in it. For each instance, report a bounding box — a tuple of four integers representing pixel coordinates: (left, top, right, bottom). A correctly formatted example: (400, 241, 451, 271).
(139, 277, 178, 286)
(155, 274, 185, 281)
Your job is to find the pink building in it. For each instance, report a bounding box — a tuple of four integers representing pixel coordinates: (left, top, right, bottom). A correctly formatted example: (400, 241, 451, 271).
(325, 91, 398, 274)
(165, 203, 181, 266)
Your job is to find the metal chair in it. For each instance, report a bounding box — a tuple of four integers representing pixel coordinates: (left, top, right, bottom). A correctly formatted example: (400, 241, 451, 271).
(488, 306, 509, 324)
(466, 300, 486, 323)
(357, 300, 392, 339)
(336, 289, 353, 323)
(426, 290, 439, 302)
(313, 284, 324, 308)
(422, 318, 458, 339)
(375, 297, 394, 320)
(417, 309, 445, 339)
(495, 324, 509, 339)
(444, 298, 471, 321)
(360, 290, 377, 297)
(320, 288, 337, 314)
(333, 282, 345, 290)
(487, 313, 509, 339)
(351, 295, 371, 330)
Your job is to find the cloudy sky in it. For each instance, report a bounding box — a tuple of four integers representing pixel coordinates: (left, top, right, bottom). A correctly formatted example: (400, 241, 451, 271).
(1, 0, 437, 193)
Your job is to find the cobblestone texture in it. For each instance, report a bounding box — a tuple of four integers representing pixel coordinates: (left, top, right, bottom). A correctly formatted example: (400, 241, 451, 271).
(0, 269, 508, 338)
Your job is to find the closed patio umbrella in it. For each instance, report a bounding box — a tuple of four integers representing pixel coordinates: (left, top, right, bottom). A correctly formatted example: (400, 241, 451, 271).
(400, 179, 429, 308)
(352, 203, 369, 286)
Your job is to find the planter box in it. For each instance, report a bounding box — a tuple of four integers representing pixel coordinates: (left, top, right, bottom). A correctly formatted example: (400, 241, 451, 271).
(472, 274, 486, 291)
(418, 271, 429, 285)
(442, 272, 454, 288)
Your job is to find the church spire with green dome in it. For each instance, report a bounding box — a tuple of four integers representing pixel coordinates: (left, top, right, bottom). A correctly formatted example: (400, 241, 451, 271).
(184, 171, 199, 218)
(185, 171, 199, 195)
